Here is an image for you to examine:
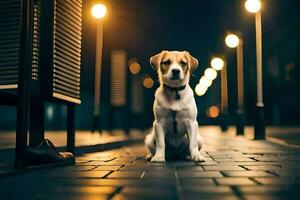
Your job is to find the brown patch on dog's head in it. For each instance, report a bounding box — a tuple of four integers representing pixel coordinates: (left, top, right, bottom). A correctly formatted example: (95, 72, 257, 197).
(150, 51, 198, 73)
(150, 51, 199, 86)
(160, 52, 178, 75)
(184, 51, 198, 73)
(174, 52, 189, 75)
(150, 51, 168, 71)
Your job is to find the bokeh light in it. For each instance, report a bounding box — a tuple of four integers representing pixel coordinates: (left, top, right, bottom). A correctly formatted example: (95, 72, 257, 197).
(129, 62, 141, 74)
(210, 57, 224, 71)
(143, 77, 154, 88)
(195, 84, 207, 96)
(206, 106, 220, 118)
(245, 0, 261, 13)
(199, 76, 212, 88)
(91, 4, 107, 19)
(225, 34, 239, 48)
(204, 68, 217, 81)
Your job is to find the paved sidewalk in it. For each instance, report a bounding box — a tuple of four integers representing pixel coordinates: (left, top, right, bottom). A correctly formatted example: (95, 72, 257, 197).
(0, 130, 144, 166)
(1, 128, 300, 200)
(0, 130, 144, 149)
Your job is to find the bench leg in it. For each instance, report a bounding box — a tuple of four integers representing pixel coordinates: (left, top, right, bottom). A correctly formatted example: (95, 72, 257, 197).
(92, 114, 100, 133)
(15, 0, 34, 169)
(67, 104, 75, 153)
(15, 98, 30, 169)
(29, 97, 44, 147)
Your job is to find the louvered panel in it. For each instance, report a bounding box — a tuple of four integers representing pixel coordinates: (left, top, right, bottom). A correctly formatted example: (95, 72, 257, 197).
(0, 0, 20, 89)
(54, 56, 80, 70)
(0, 22, 19, 30)
(54, 60, 80, 73)
(111, 50, 127, 106)
(52, 0, 82, 104)
(0, 47, 19, 54)
(54, 37, 81, 57)
(31, 0, 41, 80)
(53, 70, 80, 84)
(54, 79, 80, 91)
(54, 67, 80, 79)
(53, 84, 80, 96)
(53, 88, 80, 98)
(0, 75, 18, 80)
(55, 29, 81, 49)
(0, 70, 19, 76)
(54, 44, 81, 63)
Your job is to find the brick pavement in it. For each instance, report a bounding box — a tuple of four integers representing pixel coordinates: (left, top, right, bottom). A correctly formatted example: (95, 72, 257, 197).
(1, 130, 300, 200)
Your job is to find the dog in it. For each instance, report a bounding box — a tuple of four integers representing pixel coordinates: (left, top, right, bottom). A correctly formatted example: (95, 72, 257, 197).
(145, 50, 205, 162)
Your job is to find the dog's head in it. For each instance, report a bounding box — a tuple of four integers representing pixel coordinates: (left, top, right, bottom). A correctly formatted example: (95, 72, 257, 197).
(150, 51, 198, 86)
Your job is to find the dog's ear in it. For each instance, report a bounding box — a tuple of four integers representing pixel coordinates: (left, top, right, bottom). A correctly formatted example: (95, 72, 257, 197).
(184, 51, 198, 72)
(150, 51, 168, 71)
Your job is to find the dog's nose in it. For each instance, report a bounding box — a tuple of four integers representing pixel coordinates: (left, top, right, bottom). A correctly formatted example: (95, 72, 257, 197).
(172, 69, 180, 76)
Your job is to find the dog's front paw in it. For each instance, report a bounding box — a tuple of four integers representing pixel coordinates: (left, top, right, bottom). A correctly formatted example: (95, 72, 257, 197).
(151, 154, 165, 163)
(190, 151, 205, 162)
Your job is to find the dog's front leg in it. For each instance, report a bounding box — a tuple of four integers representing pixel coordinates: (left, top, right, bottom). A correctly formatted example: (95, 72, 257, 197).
(151, 120, 166, 162)
(186, 119, 205, 162)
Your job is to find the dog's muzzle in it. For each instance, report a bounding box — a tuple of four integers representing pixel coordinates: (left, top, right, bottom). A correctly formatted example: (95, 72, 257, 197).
(171, 69, 180, 80)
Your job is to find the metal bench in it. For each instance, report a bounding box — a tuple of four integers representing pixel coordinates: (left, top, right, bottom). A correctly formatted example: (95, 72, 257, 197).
(0, 0, 83, 169)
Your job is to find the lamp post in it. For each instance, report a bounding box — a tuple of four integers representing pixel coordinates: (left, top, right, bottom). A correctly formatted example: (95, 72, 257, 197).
(211, 57, 228, 131)
(245, 0, 265, 139)
(220, 62, 229, 131)
(225, 34, 245, 135)
(91, 3, 107, 133)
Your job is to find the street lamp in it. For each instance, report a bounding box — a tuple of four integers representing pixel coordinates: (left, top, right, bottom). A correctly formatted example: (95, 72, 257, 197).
(220, 60, 229, 132)
(91, 4, 107, 19)
(210, 57, 228, 131)
(225, 33, 245, 135)
(210, 57, 224, 71)
(245, 0, 265, 139)
(91, 3, 107, 133)
(245, 0, 261, 13)
(225, 34, 239, 48)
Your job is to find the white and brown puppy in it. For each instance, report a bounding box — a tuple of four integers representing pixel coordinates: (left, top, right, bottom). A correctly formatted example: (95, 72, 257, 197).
(145, 50, 205, 162)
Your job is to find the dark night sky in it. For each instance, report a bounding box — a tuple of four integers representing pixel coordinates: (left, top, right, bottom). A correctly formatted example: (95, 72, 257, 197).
(79, 0, 299, 124)
(83, 0, 297, 63)
(82, 0, 299, 87)
(0, 0, 299, 130)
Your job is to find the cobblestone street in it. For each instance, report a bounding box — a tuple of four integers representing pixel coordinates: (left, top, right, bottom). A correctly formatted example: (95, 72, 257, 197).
(1, 129, 300, 200)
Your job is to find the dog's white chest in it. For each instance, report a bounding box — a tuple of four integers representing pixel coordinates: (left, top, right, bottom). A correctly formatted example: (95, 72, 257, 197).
(153, 85, 198, 148)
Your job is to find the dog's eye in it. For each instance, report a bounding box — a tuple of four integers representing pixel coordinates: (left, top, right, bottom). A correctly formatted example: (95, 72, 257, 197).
(180, 61, 187, 67)
(162, 60, 171, 65)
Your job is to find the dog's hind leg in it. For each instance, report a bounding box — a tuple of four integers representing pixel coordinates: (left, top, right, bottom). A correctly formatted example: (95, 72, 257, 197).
(145, 131, 156, 156)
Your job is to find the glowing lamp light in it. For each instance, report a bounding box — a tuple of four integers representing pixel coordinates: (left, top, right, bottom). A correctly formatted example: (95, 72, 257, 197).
(199, 76, 212, 88)
(195, 84, 207, 96)
(206, 106, 220, 118)
(91, 4, 107, 19)
(210, 57, 224, 71)
(204, 68, 217, 81)
(129, 62, 141, 74)
(225, 34, 239, 48)
(143, 77, 154, 88)
(245, 0, 261, 13)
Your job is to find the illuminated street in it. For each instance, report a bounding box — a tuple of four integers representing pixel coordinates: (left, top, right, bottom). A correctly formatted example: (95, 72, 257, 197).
(1, 0, 300, 199)
(0, 127, 300, 199)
